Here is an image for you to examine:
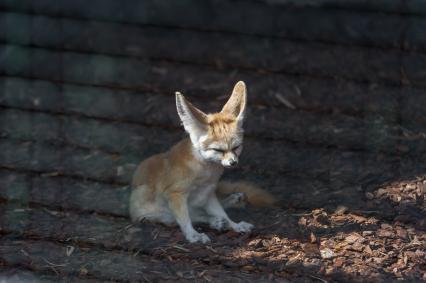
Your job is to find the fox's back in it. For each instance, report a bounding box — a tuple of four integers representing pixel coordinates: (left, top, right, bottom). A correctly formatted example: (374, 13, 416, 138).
(131, 138, 221, 193)
(131, 151, 166, 189)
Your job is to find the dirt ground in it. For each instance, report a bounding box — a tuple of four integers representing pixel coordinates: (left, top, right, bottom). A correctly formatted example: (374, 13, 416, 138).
(0, 178, 424, 282)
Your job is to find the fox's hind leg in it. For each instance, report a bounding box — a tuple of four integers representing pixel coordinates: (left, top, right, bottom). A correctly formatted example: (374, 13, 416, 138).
(129, 185, 150, 222)
(129, 185, 175, 225)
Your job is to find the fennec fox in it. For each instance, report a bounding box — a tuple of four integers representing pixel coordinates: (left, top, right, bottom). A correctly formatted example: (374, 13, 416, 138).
(130, 81, 275, 243)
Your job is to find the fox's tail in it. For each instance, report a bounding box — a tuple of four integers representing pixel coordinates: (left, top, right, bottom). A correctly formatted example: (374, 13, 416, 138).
(216, 181, 277, 208)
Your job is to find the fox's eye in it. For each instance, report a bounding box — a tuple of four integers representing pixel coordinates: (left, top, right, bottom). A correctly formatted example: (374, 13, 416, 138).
(232, 145, 241, 151)
(211, 148, 225, 153)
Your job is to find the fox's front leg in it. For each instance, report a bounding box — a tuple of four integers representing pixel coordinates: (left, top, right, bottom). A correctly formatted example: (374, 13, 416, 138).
(205, 192, 253, 233)
(167, 191, 210, 243)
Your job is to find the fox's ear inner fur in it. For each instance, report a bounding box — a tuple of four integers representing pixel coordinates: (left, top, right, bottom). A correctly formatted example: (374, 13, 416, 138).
(175, 92, 208, 141)
(221, 81, 247, 124)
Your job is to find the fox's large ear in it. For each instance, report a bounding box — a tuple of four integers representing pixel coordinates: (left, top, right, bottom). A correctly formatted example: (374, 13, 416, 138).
(176, 92, 208, 141)
(221, 81, 247, 126)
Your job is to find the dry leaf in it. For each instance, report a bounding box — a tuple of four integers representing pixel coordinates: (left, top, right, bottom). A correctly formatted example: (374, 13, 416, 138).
(79, 267, 88, 276)
(310, 232, 317, 243)
(320, 248, 334, 259)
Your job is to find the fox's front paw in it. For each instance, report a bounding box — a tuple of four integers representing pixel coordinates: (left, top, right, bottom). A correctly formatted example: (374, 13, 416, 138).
(230, 192, 247, 203)
(186, 231, 211, 243)
(209, 217, 227, 231)
(220, 192, 247, 209)
(231, 221, 254, 233)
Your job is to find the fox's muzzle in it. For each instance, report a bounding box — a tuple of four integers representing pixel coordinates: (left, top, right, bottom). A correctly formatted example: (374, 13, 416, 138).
(222, 155, 238, 168)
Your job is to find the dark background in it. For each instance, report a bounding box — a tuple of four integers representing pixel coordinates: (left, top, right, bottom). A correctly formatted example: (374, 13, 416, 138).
(0, 1, 425, 282)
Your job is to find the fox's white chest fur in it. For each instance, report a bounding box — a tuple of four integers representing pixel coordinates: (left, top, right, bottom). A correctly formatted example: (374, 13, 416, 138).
(187, 163, 223, 207)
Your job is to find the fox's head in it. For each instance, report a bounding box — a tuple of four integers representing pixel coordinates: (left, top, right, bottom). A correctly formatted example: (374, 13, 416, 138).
(176, 81, 247, 168)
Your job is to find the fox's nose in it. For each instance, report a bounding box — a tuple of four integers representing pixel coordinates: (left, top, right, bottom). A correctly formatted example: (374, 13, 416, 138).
(229, 159, 238, 167)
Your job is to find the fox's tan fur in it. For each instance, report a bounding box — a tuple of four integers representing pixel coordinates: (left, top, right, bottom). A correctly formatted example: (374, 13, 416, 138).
(216, 181, 276, 208)
(130, 81, 275, 243)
